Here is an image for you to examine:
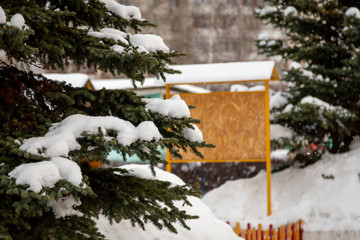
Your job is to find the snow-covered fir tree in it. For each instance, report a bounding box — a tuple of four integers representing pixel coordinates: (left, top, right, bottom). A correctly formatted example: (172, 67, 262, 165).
(256, 0, 360, 164)
(0, 1, 213, 239)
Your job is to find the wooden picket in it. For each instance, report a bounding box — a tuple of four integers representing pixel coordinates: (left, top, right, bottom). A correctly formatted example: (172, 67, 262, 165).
(230, 220, 303, 240)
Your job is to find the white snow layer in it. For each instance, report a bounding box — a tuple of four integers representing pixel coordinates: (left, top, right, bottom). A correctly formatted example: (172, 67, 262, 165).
(97, 165, 243, 240)
(0, 6, 6, 24)
(10, 13, 25, 28)
(202, 137, 360, 232)
(345, 7, 360, 18)
(144, 95, 191, 118)
(19, 114, 162, 157)
(8, 157, 82, 193)
(98, 0, 142, 20)
(165, 61, 276, 84)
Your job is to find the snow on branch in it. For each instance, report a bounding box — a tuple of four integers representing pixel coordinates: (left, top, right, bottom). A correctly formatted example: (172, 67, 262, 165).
(144, 95, 191, 118)
(8, 157, 82, 193)
(130, 34, 169, 53)
(0, 7, 6, 24)
(87, 28, 169, 54)
(98, 0, 142, 20)
(345, 7, 360, 19)
(20, 114, 163, 157)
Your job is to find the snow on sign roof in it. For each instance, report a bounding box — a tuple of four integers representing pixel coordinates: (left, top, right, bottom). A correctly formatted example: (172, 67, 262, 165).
(165, 61, 277, 84)
(43, 73, 89, 88)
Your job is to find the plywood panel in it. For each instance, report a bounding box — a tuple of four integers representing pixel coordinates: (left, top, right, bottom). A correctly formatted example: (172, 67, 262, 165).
(173, 92, 267, 161)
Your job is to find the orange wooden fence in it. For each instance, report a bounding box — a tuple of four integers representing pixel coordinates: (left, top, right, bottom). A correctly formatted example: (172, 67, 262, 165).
(229, 220, 303, 240)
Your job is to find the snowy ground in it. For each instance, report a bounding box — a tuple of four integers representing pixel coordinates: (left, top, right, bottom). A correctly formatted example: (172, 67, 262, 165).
(96, 165, 242, 240)
(202, 137, 360, 233)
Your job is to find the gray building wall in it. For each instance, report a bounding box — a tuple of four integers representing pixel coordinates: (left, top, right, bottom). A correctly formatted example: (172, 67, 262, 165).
(120, 0, 267, 65)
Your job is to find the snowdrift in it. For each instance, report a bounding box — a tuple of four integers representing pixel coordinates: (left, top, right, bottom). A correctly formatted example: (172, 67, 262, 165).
(202, 138, 360, 232)
(96, 165, 242, 240)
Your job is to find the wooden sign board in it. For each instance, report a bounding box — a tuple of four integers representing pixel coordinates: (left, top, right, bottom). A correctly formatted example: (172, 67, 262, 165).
(172, 91, 266, 161)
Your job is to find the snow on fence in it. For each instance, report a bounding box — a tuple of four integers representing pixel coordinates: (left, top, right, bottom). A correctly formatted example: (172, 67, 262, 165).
(229, 220, 303, 240)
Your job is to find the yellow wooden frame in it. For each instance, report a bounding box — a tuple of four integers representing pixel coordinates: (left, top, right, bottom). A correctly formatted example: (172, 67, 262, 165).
(165, 65, 278, 216)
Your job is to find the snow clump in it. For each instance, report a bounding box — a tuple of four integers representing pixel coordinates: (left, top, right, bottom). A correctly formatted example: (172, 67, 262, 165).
(130, 34, 169, 53)
(345, 7, 360, 18)
(184, 124, 203, 143)
(19, 114, 163, 157)
(8, 157, 82, 193)
(256, 6, 277, 17)
(10, 13, 25, 28)
(283, 6, 298, 17)
(98, 0, 142, 20)
(144, 95, 191, 118)
(0, 6, 6, 24)
(47, 195, 83, 218)
(9, 161, 61, 193)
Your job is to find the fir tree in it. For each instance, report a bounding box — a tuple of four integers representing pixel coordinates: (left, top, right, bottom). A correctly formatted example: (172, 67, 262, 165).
(256, 0, 360, 162)
(0, 1, 213, 239)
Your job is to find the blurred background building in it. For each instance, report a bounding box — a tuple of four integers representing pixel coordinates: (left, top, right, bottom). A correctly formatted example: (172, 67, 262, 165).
(121, 0, 268, 64)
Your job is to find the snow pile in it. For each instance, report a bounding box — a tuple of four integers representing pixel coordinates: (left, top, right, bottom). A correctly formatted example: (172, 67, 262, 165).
(0, 6, 6, 24)
(345, 7, 360, 18)
(203, 137, 360, 231)
(230, 84, 249, 92)
(97, 165, 243, 240)
(271, 149, 289, 161)
(230, 84, 265, 92)
(19, 114, 162, 157)
(99, 0, 142, 20)
(8, 157, 82, 193)
(230, 84, 288, 110)
(144, 95, 191, 118)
